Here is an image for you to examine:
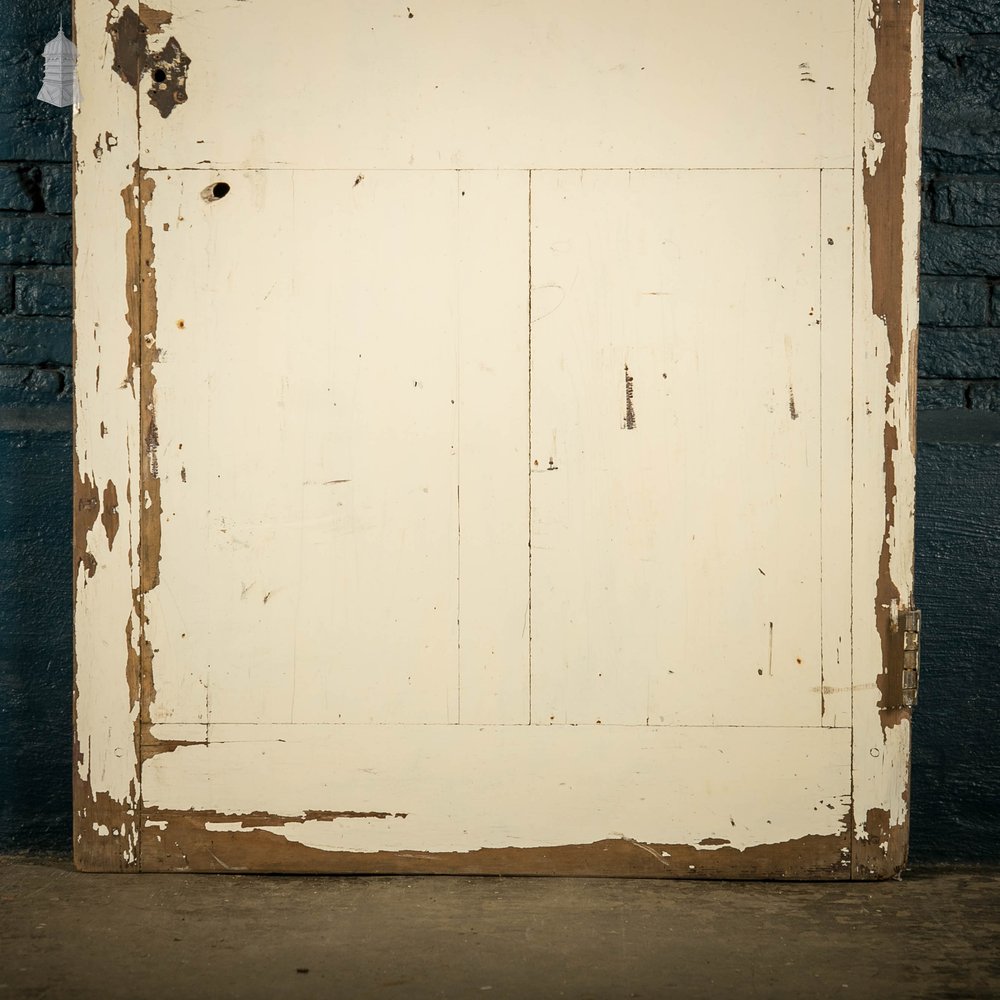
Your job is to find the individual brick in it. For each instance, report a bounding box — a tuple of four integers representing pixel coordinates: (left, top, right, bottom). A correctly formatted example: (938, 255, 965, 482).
(967, 381, 1000, 412)
(934, 178, 1000, 227)
(921, 223, 1000, 276)
(917, 378, 969, 410)
(925, 0, 1000, 35)
(14, 267, 72, 317)
(39, 163, 72, 215)
(919, 327, 1000, 379)
(920, 277, 991, 327)
(0, 215, 71, 265)
(0, 315, 72, 366)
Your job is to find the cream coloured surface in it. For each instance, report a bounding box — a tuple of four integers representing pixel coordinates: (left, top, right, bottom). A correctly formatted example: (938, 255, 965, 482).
(75, 0, 919, 870)
(140, 0, 855, 172)
(73, 2, 145, 864)
(850, 0, 923, 860)
(143, 725, 852, 856)
(529, 169, 848, 727)
(819, 169, 855, 730)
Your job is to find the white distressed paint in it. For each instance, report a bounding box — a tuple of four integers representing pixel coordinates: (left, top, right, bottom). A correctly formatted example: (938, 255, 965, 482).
(73, 0, 148, 868)
(140, 0, 855, 172)
(820, 169, 855, 728)
(529, 169, 835, 727)
(74, 0, 919, 874)
(850, 0, 922, 869)
(143, 725, 852, 854)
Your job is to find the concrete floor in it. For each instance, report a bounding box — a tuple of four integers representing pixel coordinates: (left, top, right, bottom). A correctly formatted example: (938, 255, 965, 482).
(1, 857, 998, 999)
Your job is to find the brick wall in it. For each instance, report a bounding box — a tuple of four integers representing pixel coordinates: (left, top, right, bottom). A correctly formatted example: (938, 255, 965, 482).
(920, 0, 1000, 407)
(912, 0, 1000, 863)
(0, 1, 997, 860)
(0, 0, 73, 851)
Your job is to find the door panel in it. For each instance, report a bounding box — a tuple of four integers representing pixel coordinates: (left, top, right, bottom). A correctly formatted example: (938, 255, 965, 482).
(529, 169, 843, 728)
(146, 169, 531, 726)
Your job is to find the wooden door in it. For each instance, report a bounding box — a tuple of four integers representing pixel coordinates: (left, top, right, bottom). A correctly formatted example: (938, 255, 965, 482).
(73, 0, 923, 878)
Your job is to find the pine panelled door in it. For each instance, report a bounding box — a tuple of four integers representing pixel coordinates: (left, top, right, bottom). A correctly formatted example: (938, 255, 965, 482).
(73, 1, 922, 878)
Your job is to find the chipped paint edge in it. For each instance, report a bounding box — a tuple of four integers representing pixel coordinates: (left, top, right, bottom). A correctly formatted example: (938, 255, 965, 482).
(140, 810, 853, 880)
(73, 0, 146, 872)
(851, 0, 923, 879)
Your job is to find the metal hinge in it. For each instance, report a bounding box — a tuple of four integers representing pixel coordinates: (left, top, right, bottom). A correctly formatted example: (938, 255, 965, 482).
(897, 609, 921, 709)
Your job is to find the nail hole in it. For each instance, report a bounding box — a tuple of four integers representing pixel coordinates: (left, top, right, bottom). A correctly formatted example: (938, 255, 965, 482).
(152, 68, 167, 83)
(202, 181, 231, 202)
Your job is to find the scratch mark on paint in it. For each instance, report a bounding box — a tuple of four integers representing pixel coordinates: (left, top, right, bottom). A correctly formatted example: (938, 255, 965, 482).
(788, 386, 799, 420)
(624, 837, 671, 867)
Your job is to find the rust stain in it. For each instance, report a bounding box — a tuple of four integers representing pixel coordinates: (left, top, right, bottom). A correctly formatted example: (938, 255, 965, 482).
(101, 480, 120, 552)
(74, 471, 100, 579)
(139, 818, 853, 879)
(864, 1, 916, 734)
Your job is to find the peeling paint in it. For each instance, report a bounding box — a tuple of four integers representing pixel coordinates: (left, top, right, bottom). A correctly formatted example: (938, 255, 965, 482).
(863, 0, 917, 736)
(106, 5, 144, 88)
(147, 37, 191, 119)
(73, 776, 140, 872)
(121, 167, 162, 732)
(74, 471, 100, 579)
(105, 4, 189, 119)
(101, 480, 120, 551)
(853, 805, 909, 879)
(138, 815, 852, 879)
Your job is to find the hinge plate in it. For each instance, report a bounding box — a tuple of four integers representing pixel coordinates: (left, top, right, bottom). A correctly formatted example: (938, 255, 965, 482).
(898, 609, 921, 709)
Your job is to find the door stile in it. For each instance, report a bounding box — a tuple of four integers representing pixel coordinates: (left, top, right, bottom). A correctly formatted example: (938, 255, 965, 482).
(850, 0, 923, 879)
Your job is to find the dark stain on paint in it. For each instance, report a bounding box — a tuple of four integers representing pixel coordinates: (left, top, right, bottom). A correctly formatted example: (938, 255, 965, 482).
(106, 5, 189, 118)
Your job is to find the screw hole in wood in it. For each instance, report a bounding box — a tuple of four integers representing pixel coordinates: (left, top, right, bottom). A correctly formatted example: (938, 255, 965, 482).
(203, 182, 231, 202)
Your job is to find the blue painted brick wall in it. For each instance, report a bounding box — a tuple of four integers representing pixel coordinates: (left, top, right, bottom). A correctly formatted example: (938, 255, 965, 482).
(0, 0, 73, 852)
(0, 1, 998, 861)
(913, 0, 1000, 863)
